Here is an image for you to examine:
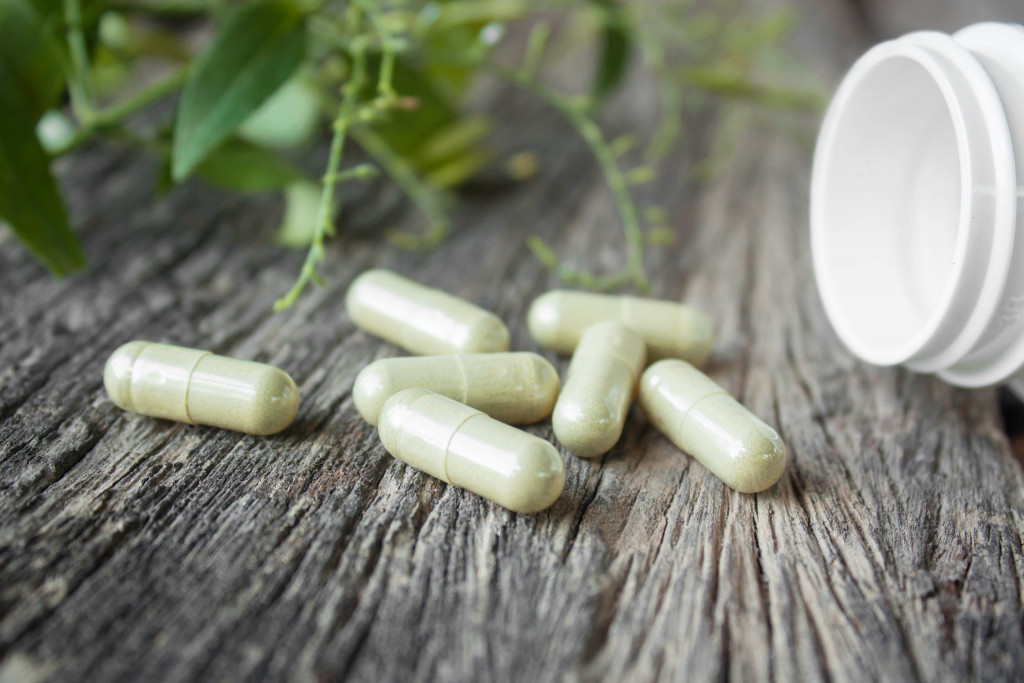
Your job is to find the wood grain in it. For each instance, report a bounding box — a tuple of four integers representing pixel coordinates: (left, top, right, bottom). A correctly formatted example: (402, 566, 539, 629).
(3, 0, 1024, 681)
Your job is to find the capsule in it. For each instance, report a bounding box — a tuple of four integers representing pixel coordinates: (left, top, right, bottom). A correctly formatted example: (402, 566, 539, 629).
(378, 388, 565, 513)
(638, 359, 786, 493)
(354, 352, 560, 426)
(552, 322, 646, 458)
(103, 341, 299, 435)
(527, 290, 713, 365)
(346, 269, 510, 355)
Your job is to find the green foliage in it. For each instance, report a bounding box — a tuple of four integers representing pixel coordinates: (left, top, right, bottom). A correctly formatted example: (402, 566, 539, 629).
(276, 180, 325, 248)
(0, 0, 824, 306)
(172, 0, 307, 180)
(239, 73, 322, 149)
(360, 55, 491, 193)
(0, 0, 66, 120)
(196, 138, 305, 193)
(590, 0, 631, 105)
(0, 59, 82, 276)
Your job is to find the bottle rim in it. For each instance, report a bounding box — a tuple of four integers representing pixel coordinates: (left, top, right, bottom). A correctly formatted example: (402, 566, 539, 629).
(900, 31, 1016, 373)
(811, 28, 1017, 375)
(812, 40, 975, 365)
(939, 23, 1024, 386)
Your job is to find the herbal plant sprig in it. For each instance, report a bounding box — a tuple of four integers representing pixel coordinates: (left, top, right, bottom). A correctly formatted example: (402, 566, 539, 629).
(436, 19, 650, 291)
(2, 0, 824, 307)
(355, 126, 451, 250)
(52, 67, 190, 155)
(353, 0, 452, 251)
(274, 8, 374, 311)
(503, 63, 649, 292)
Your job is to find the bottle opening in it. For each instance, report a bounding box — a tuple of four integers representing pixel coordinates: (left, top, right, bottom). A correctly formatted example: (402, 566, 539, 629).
(813, 48, 966, 365)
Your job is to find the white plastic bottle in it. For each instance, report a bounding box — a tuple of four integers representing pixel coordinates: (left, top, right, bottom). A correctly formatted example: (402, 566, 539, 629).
(811, 23, 1024, 394)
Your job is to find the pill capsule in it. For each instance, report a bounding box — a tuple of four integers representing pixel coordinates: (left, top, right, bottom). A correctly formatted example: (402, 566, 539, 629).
(638, 359, 786, 493)
(552, 321, 646, 458)
(354, 352, 560, 426)
(346, 269, 510, 355)
(378, 388, 565, 513)
(103, 341, 299, 435)
(527, 290, 714, 365)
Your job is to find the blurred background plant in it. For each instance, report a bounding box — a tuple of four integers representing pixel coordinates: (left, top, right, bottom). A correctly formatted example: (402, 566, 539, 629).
(0, 0, 823, 309)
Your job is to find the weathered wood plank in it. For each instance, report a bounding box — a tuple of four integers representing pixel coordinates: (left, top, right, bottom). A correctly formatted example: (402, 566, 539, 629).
(2, 0, 1024, 681)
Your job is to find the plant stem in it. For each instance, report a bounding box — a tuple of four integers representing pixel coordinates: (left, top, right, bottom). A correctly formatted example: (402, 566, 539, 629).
(351, 0, 399, 99)
(348, 0, 449, 249)
(352, 128, 450, 250)
(493, 64, 649, 291)
(520, 22, 550, 83)
(678, 65, 824, 110)
(105, 68, 189, 122)
(64, 0, 96, 122)
(274, 48, 369, 310)
(378, 46, 396, 98)
(51, 67, 189, 156)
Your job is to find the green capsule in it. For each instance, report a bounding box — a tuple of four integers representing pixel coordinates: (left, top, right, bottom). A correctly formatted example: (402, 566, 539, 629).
(346, 269, 509, 355)
(638, 360, 786, 493)
(104, 341, 299, 435)
(353, 352, 559, 426)
(552, 322, 646, 458)
(378, 388, 565, 513)
(528, 290, 713, 365)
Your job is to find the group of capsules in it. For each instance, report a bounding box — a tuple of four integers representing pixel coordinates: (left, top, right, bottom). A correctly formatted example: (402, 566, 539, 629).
(102, 268, 786, 515)
(346, 269, 786, 511)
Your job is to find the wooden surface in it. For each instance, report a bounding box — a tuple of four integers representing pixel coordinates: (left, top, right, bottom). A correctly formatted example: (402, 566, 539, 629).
(3, 0, 1024, 681)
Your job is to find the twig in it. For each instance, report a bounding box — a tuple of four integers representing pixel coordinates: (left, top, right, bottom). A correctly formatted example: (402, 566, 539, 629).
(274, 46, 370, 310)
(352, 128, 451, 250)
(493, 63, 649, 291)
(52, 67, 189, 156)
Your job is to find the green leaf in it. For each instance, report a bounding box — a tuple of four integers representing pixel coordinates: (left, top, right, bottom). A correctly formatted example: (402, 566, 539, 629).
(239, 73, 321, 150)
(365, 57, 454, 158)
(153, 156, 175, 198)
(275, 181, 322, 248)
(196, 138, 304, 193)
(411, 116, 491, 168)
(0, 0, 66, 120)
(590, 0, 631, 104)
(366, 56, 489, 187)
(422, 1, 526, 96)
(172, 0, 307, 181)
(0, 60, 84, 276)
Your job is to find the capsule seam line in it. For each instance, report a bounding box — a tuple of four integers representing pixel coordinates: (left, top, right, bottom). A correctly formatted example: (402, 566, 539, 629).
(442, 410, 483, 485)
(605, 351, 642, 384)
(676, 390, 730, 444)
(454, 355, 469, 404)
(519, 356, 537, 422)
(182, 351, 212, 425)
(124, 341, 150, 412)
